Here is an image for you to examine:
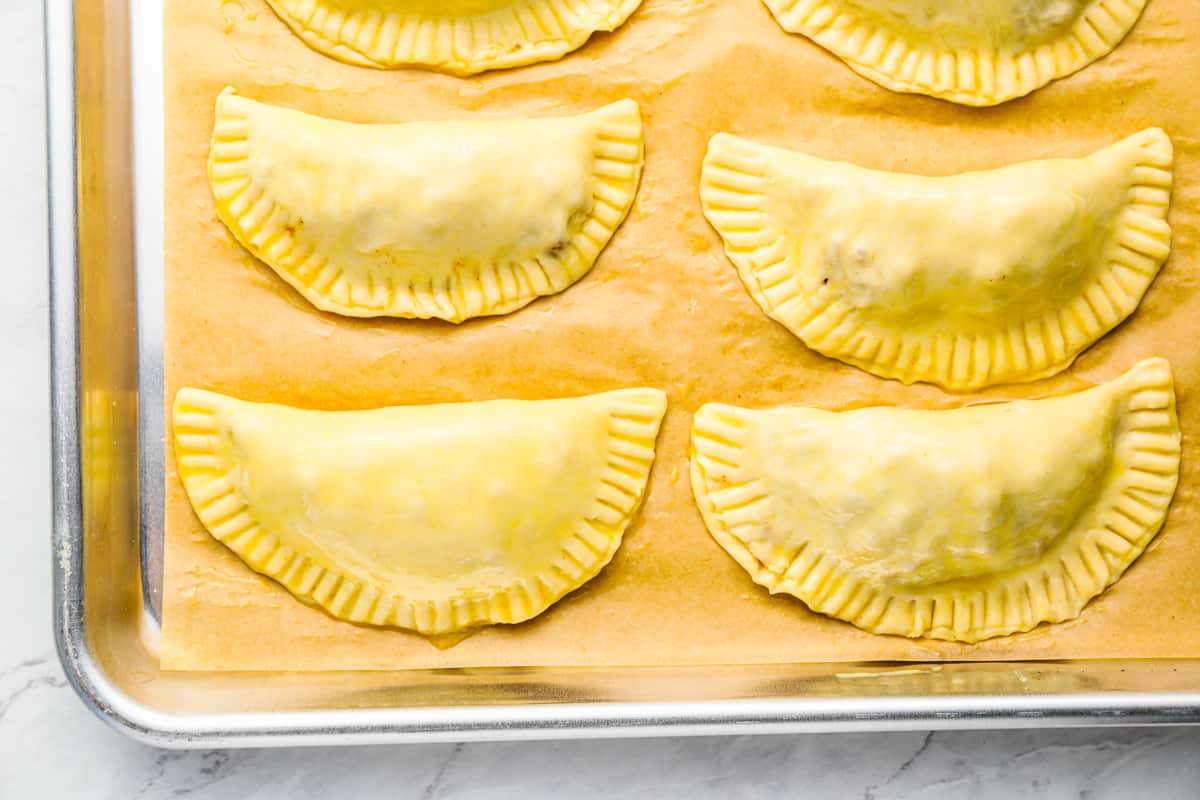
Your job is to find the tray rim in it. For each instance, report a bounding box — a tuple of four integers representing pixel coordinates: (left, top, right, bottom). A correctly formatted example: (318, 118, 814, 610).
(46, 0, 1200, 747)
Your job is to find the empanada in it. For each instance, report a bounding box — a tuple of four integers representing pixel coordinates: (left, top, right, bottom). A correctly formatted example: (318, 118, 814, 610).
(173, 387, 667, 635)
(209, 89, 643, 322)
(762, 0, 1150, 105)
(690, 358, 1180, 643)
(701, 129, 1172, 390)
(263, 0, 643, 74)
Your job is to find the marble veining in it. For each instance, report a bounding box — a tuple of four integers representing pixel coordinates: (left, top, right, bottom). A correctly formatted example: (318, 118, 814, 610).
(5, 650, 1200, 800)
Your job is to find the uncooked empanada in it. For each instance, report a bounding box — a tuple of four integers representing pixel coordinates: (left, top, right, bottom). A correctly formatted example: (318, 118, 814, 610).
(701, 129, 1172, 390)
(209, 89, 643, 322)
(263, 0, 643, 74)
(173, 387, 667, 635)
(690, 358, 1179, 643)
(762, 0, 1149, 105)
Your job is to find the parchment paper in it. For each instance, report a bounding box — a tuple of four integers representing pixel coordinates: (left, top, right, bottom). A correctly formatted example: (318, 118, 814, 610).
(162, 0, 1200, 670)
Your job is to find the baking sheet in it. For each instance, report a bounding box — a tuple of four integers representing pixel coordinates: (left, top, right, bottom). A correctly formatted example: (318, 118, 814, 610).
(161, 0, 1200, 670)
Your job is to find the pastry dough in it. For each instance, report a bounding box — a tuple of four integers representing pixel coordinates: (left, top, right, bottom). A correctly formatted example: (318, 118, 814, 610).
(173, 387, 667, 635)
(690, 358, 1180, 643)
(263, 0, 643, 74)
(701, 129, 1173, 390)
(762, 0, 1150, 105)
(208, 89, 644, 322)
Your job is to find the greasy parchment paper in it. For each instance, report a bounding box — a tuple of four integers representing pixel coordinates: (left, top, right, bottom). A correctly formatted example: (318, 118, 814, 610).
(162, 0, 1200, 670)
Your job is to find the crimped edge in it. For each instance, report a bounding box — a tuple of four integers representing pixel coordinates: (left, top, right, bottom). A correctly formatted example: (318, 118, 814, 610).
(690, 358, 1180, 643)
(763, 0, 1149, 105)
(173, 387, 667, 636)
(208, 89, 644, 323)
(699, 129, 1173, 391)
(264, 0, 643, 74)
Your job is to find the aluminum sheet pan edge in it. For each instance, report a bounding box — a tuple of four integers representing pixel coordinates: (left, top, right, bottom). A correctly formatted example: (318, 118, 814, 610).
(47, 0, 1200, 746)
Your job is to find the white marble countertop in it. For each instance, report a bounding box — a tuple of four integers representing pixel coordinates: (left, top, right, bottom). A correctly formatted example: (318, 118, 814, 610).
(6, 1, 1200, 796)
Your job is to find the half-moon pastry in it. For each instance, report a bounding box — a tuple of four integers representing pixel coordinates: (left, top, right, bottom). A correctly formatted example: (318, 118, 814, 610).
(174, 387, 668, 635)
(690, 359, 1179, 642)
(264, 0, 644, 74)
(209, 89, 644, 323)
(762, 0, 1150, 105)
(700, 129, 1172, 390)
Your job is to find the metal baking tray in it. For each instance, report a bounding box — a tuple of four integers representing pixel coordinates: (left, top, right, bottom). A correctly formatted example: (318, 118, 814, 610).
(47, 0, 1200, 748)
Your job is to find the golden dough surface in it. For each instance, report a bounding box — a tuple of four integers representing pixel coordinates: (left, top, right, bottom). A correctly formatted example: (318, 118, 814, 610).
(174, 388, 666, 635)
(763, 0, 1150, 105)
(165, 0, 1200, 669)
(691, 359, 1180, 642)
(263, 0, 644, 74)
(209, 90, 643, 322)
(701, 128, 1172, 390)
